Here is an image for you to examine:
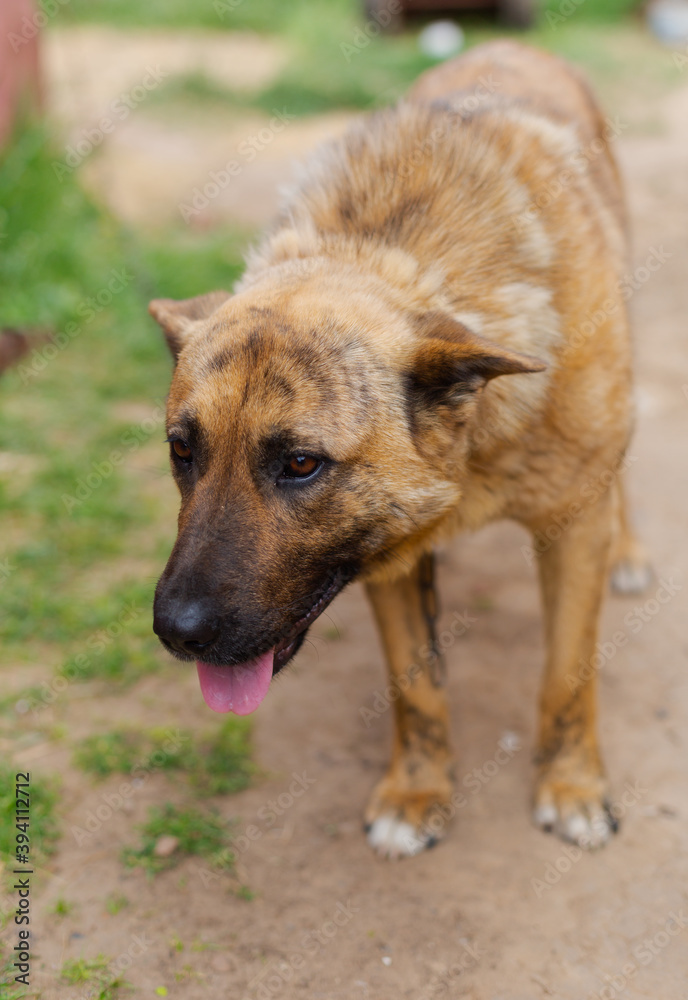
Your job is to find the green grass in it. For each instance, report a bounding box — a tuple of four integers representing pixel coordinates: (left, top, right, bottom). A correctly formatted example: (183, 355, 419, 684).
(122, 803, 234, 874)
(54, 0, 650, 119)
(60, 955, 128, 999)
(57, 0, 641, 32)
(0, 765, 59, 875)
(73, 718, 254, 796)
(0, 950, 30, 1000)
(0, 126, 247, 694)
(105, 893, 129, 916)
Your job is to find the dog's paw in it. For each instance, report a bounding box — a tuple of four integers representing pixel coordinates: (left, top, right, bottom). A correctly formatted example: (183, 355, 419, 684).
(365, 814, 435, 859)
(364, 769, 453, 860)
(610, 556, 653, 596)
(533, 772, 618, 849)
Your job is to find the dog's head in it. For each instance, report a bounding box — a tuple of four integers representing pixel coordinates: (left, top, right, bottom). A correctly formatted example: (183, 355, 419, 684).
(150, 268, 544, 714)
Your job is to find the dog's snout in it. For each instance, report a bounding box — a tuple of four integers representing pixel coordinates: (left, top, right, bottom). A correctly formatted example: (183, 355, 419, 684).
(153, 598, 220, 656)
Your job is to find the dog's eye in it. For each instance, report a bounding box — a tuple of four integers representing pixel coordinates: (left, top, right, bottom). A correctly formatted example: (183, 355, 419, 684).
(281, 455, 321, 480)
(169, 439, 192, 463)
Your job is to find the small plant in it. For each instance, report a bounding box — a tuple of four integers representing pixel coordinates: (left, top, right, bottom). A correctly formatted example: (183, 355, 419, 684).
(0, 765, 59, 883)
(122, 803, 234, 875)
(53, 897, 74, 917)
(105, 894, 129, 916)
(73, 731, 143, 778)
(74, 718, 254, 796)
(60, 955, 128, 999)
(0, 946, 30, 999)
(192, 717, 254, 796)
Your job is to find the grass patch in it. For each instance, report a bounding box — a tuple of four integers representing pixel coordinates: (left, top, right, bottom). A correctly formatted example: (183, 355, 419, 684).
(60, 955, 128, 998)
(122, 803, 234, 874)
(52, 897, 74, 916)
(0, 125, 248, 693)
(0, 948, 30, 999)
(59, 0, 641, 32)
(0, 765, 59, 875)
(105, 893, 129, 916)
(73, 718, 254, 796)
(59, 0, 654, 119)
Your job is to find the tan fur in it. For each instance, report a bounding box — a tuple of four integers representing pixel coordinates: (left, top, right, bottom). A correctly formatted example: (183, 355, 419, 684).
(150, 42, 650, 857)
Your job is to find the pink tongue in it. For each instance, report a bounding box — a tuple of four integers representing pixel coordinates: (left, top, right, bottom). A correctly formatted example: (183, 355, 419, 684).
(196, 650, 274, 715)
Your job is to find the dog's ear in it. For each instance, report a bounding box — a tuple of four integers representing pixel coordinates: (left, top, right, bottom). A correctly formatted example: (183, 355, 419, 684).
(148, 291, 231, 359)
(409, 312, 546, 413)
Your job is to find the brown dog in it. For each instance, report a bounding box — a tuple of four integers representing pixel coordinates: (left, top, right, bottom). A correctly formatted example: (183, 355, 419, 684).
(150, 41, 650, 858)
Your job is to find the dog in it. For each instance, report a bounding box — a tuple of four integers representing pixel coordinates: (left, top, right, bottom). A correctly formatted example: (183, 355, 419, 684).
(150, 40, 651, 859)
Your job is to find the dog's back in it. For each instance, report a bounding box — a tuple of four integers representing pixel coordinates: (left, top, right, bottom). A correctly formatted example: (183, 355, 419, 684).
(245, 42, 634, 526)
(408, 40, 627, 237)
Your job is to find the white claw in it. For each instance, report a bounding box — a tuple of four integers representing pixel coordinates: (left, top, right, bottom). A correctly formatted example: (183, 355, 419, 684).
(610, 560, 653, 596)
(367, 815, 430, 859)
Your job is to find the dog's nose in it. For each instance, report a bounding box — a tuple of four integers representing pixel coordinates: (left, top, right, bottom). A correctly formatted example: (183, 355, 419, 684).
(153, 599, 220, 656)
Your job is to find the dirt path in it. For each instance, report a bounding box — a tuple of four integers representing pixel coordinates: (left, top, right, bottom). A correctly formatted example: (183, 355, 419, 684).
(24, 36, 688, 1000)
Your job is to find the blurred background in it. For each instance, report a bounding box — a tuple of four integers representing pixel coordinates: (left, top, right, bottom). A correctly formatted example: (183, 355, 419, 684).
(1, 1, 687, 998)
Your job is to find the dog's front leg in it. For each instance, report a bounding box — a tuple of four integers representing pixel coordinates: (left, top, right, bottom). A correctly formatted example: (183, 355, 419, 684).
(364, 553, 454, 858)
(533, 487, 619, 848)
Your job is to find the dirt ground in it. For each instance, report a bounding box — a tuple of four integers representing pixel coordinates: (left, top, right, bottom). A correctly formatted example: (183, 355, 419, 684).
(15, 30, 688, 1000)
